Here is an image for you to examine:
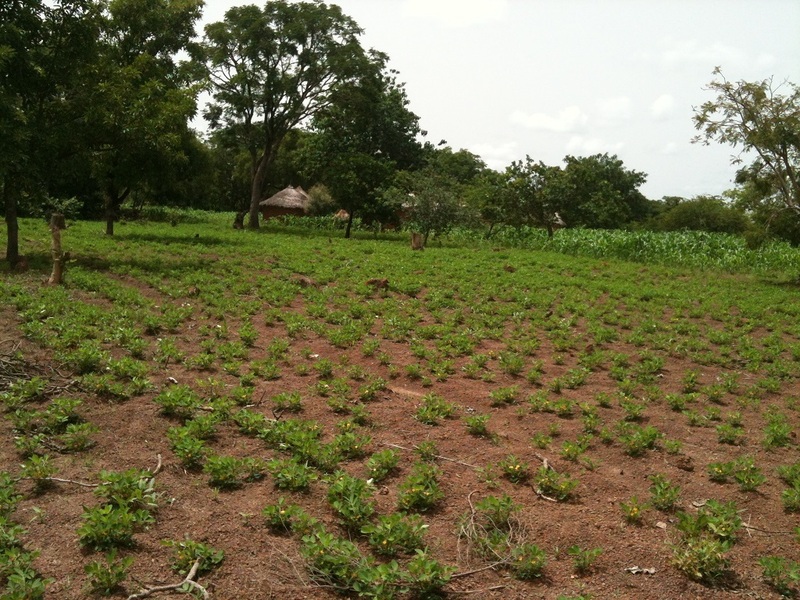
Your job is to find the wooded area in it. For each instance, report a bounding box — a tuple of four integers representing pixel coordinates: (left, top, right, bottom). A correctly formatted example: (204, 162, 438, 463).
(2, 1, 799, 266)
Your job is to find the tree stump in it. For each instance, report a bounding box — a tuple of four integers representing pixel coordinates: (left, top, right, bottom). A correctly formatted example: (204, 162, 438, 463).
(411, 232, 424, 250)
(48, 213, 66, 285)
(233, 211, 246, 229)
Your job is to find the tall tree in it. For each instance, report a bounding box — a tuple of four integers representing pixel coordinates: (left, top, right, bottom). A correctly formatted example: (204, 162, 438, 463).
(307, 54, 424, 237)
(502, 156, 564, 236)
(86, 0, 204, 235)
(1, 0, 99, 265)
(692, 67, 800, 217)
(203, 1, 367, 229)
(558, 153, 649, 229)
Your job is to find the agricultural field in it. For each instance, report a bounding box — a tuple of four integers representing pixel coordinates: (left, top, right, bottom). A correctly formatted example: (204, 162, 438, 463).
(1, 213, 800, 600)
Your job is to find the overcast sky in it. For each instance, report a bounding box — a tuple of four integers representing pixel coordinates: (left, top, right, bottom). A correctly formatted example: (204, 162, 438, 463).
(201, 0, 800, 200)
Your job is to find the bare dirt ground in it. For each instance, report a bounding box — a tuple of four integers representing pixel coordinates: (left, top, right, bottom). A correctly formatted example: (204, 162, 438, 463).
(1, 278, 798, 600)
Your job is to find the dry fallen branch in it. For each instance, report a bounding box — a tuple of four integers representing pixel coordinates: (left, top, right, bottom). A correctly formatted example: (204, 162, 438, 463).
(383, 443, 479, 469)
(38, 454, 163, 489)
(127, 558, 210, 600)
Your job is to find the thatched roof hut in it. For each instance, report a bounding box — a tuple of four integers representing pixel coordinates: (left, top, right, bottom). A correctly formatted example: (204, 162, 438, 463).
(259, 186, 311, 219)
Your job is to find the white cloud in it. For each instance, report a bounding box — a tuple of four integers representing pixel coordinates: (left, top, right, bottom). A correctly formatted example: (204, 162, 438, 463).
(510, 106, 589, 133)
(659, 38, 746, 68)
(469, 141, 518, 170)
(402, 0, 508, 27)
(595, 96, 631, 121)
(661, 142, 678, 155)
(650, 94, 675, 119)
(566, 136, 624, 155)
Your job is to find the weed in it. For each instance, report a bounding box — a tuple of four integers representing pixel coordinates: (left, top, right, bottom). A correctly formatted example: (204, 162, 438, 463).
(474, 494, 520, 529)
(204, 455, 265, 490)
(262, 497, 309, 533)
(404, 549, 455, 597)
(531, 432, 552, 449)
(732, 456, 766, 492)
(153, 385, 201, 421)
(94, 469, 158, 512)
(272, 391, 303, 413)
(716, 423, 745, 445)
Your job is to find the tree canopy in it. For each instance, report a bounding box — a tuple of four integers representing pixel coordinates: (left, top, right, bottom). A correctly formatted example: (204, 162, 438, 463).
(693, 67, 800, 218)
(203, 0, 368, 229)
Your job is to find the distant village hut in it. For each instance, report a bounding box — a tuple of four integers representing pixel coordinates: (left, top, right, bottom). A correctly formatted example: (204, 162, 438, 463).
(259, 186, 311, 220)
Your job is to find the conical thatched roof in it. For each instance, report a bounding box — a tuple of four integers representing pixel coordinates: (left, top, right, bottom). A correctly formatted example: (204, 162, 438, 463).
(260, 186, 310, 211)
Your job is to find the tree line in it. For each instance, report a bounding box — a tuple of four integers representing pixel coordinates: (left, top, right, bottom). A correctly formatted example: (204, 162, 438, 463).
(2, 1, 798, 266)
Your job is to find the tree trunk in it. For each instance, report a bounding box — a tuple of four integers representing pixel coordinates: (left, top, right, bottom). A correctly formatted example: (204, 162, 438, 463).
(3, 178, 20, 268)
(344, 212, 354, 239)
(48, 213, 66, 285)
(248, 150, 274, 230)
(103, 186, 130, 236)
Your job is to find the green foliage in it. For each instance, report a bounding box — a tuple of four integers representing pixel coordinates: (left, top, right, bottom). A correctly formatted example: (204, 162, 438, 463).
(499, 455, 529, 484)
(153, 385, 201, 421)
(649, 474, 681, 511)
(94, 469, 157, 512)
(759, 556, 800, 597)
(511, 543, 547, 580)
(397, 463, 444, 512)
(267, 458, 317, 492)
(364, 449, 400, 483)
(568, 545, 603, 574)
(692, 68, 800, 217)
(414, 393, 455, 425)
(163, 538, 224, 576)
(77, 505, 154, 551)
(84, 550, 133, 596)
(204, 455, 265, 490)
(361, 513, 428, 557)
(652, 196, 749, 235)
(533, 466, 578, 501)
(620, 496, 646, 524)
